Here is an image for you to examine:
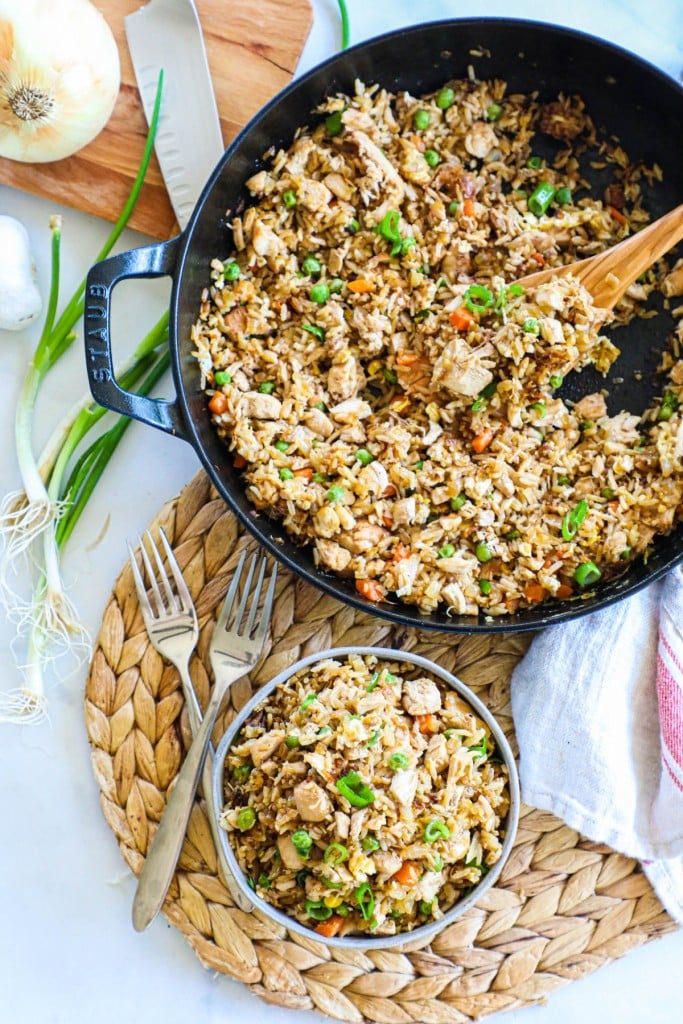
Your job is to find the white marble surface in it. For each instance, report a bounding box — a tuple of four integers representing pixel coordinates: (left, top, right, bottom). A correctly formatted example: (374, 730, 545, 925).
(1, 2, 682, 1022)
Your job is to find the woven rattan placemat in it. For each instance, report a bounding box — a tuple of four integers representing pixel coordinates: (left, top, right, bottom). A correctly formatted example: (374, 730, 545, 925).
(85, 471, 676, 1021)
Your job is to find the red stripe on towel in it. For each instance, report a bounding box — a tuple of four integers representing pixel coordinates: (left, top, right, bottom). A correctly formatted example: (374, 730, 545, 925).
(662, 630, 683, 678)
(656, 651, 683, 771)
(664, 755, 683, 794)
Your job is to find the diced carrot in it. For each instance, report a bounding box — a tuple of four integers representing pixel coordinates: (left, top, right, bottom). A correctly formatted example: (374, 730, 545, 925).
(523, 582, 547, 603)
(208, 391, 228, 415)
(607, 499, 620, 512)
(449, 307, 477, 331)
(315, 914, 344, 938)
(233, 453, 247, 469)
(608, 205, 628, 226)
(556, 584, 574, 599)
(348, 278, 374, 293)
(382, 515, 394, 528)
(416, 713, 438, 734)
(392, 861, 421, 887)
(356, 578, 385, 602)
(462, 198, 476, 218)
(530, 251, 546, 266)
(392, 543, 411, 563)
(382, 484, 398, 498)
(542, 554, 562, 570)
(396, 351, 419, 366)
(294, 467, 313, 481)
(472, 428, 494, 454)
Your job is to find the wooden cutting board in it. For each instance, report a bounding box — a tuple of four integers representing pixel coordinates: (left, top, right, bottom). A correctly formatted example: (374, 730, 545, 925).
(0, 0, 312, 238)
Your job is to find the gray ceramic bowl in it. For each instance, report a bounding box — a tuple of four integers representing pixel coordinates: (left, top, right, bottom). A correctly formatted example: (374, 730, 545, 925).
(212, 646, 520, 949)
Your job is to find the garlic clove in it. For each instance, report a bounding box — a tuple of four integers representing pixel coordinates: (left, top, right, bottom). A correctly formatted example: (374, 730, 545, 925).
(0, 215, 42, 331)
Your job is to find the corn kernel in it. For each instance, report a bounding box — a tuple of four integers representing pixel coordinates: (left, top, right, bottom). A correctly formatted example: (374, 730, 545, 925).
(324, 894, 344, 908)
(390, 396, 411, 414)
(368, 359, 382, 375)
(426, 402, 440, 422)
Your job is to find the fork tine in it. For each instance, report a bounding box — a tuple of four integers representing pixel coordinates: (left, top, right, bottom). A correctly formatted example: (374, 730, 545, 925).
(159, 528, 195, 615)
(128, 542, 154, 619)
(138, 537, 164, 617)
(215, 549, 247, 634)
(244, 556, 267, 637)
(253, 562, 278, 644)
(146, 531, 178, 614)
(233, 551, 259, 633)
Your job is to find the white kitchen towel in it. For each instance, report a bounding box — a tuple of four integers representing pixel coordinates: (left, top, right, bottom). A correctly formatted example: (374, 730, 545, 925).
(510, 565, 683, 923)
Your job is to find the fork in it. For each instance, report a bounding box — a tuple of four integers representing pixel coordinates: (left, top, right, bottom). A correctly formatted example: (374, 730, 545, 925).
(128, 530, 253, 913)
(132, 547, 277, 932)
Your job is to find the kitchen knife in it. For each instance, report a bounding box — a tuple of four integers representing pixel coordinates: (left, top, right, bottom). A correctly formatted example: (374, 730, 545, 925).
(125, 0, 224, 230)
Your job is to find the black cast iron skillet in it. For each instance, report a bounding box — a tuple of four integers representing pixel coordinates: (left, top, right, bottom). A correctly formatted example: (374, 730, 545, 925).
(84, 18, 683, 633)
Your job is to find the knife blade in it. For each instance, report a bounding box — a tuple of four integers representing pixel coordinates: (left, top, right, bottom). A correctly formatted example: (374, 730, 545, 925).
(125, 0, 224, 230)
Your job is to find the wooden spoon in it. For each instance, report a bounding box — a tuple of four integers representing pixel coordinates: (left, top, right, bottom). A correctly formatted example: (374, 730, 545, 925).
(516, 202, 683, 309)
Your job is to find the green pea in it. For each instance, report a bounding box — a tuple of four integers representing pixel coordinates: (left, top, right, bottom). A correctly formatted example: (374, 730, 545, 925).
(310, 282, 330, 304)
(424, 149, 440, 167)
(413, 109, 431, 130)
(279, 468, 294, 480)
(436, 87, 455, 109)
(282, 190, 297, 208)
(223, 261, 241, 280)
(302, 255, 322, 276)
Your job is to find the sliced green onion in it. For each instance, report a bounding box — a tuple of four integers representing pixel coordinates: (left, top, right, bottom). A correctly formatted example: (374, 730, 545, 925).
(257, 873, 271, 889)
(366, 730, 381, 748)
(557, 475, 571, 486)
(259, 380, 276, 393)
(508, 283, 525, 296)
(522, 317, 540, 335)
(325, 109, 344, 136)
(388, 752, 409, 770)
(285, 735, 300, 749)
(529, 401, 546, 417)
(329, 277, 344, 294)
(526, 155, 543, 169)
(223, 261, 241, 281)
(468, 736, 488, 760)
(528, 181, 555, 217)
(383, 367, 398, 383)
(326, 484, 345, 503)
(504, 528, 520, 540)
(450, 493, 467, 512)
(424, 149, 440, 167)
(471, 397, 486, 412)
(464, 284, 494, 312)
(555, 186, 572, 205)
(347, 218, 360, 233)
(413, 109, 430, 130)
(436, 87, 455, 109)
(317, 725, 332, 736)
(303, 324, 325, 341)
(321, 876, 343, 889)
(400, 236, 416, 255)
(305, 899, 333, 921)
(314, 400, 328, 411)
(292, 829, 313, 857)
(355, 883, 375, 920)
(366, 671, 380, 692)
(214, 370, 232, 386)
(580, 419, 595, 432)
(233, 763, 251, 782)
(300, 693, 317, 711)
(574, 561, 602, 587)
(296, 869, 311, 887)
(601, 487, 615, 499)
(562, 499, 588, 541)
(282, 189, 297, 208)
(310, 282, 330, 304)
(324, 842, 349, 865)
(362, 835, 380, 852)
(479, 579, 492, 595)
(336, 771, 375, 807)
(279, 468, 294, 480)
(424, 819, 450, 842)
(312, 473, 326, 484)
(620, 547, 632, 560)
(419, 900, 434, 915)
(549, 373, 564, 388)
(302, 255, 322, 276)
(438, 543, 455, 559)
(475, 542, 492, 562)
(376, 209, 402, 244)
(414, 460, 424, 470)
(658, 391, 679, 421)
(430, 855, 444, 871)
(487, 102, 502, 121)
(236, 808, 256, 831)
(274, 439, 289, 452)
(355, 448, 374, 466)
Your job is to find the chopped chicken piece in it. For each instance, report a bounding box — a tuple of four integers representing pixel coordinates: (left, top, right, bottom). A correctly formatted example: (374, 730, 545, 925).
(413, 870, 444, 903)
(242, 392, 282, 420)
(298, 177, 333, 213)
(304, 407, 334, 437)
(345, 130, 405, 223)
(398, 137, 432, 185)
(662, 259, 683, 298)
(464, 121, 498, 159)
(335, 811, 350, 839)
(324, 172, 355, 201)
(395, 554, 420, 598)
(277, 834, 305, 869)
(432, 337, 494, 397)
(329, 398, 372, 422)
(315, 538, 352, 572)
(425, 733, 449, 772)
(390, 768, 418, 806)
(341, 521, 388, 554)
(538, 317, 564, 346)
(402, 676, 442, 715)
(392, 496, 416, 526)
(251, 218, 285, 260)
(315, 505, 342, 538)
(373, 850, 403, 876)
(328, 357, 362, 402)
(574, 392, 607, 420)
(358, 460, 390, 495)
(247, 730, 284, 766)
(293, 779, 332, 822)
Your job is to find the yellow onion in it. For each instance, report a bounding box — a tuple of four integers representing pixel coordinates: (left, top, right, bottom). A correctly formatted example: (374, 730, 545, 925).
(0, 0, 120, 163)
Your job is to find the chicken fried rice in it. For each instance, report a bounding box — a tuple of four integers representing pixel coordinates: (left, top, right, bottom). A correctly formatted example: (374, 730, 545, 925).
(220, 653, 511, 938)
(193, 77, 683, 616)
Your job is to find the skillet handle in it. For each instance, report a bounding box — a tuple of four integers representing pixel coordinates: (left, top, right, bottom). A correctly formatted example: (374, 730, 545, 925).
(84, 236, 187, 440)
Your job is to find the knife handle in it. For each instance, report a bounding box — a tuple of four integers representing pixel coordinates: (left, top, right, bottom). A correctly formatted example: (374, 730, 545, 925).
(84, 236, 187, 440)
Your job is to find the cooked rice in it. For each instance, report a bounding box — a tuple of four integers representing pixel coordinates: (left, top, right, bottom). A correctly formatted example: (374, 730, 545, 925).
(221, 653, 510, 937)
(192, 77, 683, 616)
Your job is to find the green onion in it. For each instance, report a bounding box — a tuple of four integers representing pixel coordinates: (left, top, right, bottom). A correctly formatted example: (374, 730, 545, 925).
(296, 869, 311, 887)
(528, 181, 556, 217)
(424, 819, 450, 842)
(325, 109, 344, 136)
(376, 209, 402, 244)
(562, 499, 588, 541)
(282, 189, 297, 208)
(509, 283, 525, 296)
(413, 109, 430, 130)
(447, 200, 460, 215)
(526, 155, 543, 169)
(321, 876, 343, 889)
(522, 317, 540, 335)
(475, 542, 492, 562)
(300, 693, 317, 711)
(450, 493, 468, 512)
(233, 763, 251, 782)
(302, 255, 322, 276)
(314, 400, 328, 411)
(658, 391, 679, 421)
(366, 730, 381, 747)
(555, 186, 572, 205)
(279, 468, 294, 480)
(383, 368, 398, 384)
(464, 284, 494, 312)
(274, 439, 289, 452)
(400, 236, 416, 255)
(479, 579, 492, 595)
(424, 149, 440, 167)
(326, 484, 345, 503)
(214, 370, 232, 386)
(580, 419, 595, 432)
(487, 102, 502, 121)
(236, 808, 256, 831)
(285, 735, 300, 749)
(258, 381, 276, 394)
(329, 277, 344, 294)
(438, 543, 455, 559)
(310, 282, 330, 304)
(414, 460, 424, 470)
(557, 475, 572, 486)
(471, 397, 486, 412)
(324, 842, 349, 865)
(529, 401, 546, 417)
(388, 752, 409, 770)
(312, 473, 326, 484)
(355, 883, 375, 920)
(436, 86, 455, 109)
(366, 671, 380, 692)
(305, 899, 333, 921)
(257, 873, 271, 889)
(430, 855, 444, 871)
(317, 725, 332, 736)
(468, 736, 488, 760)
(419, 900, 434, 915)
(574, 561, 602, 587)
(355, 448, 374, 466)
(347, 218, 360, 233)
(504, 528, 520, 540)
(223, 261, 241, 281)
(292, 830, 313, 857)
(362, 835, 380, 852)
(336, 771, 375, 807)
(601, 487, 615, 499)
(549, 373, 564, 388)
(303, 324, 325, 341)
(620, 547, 632, 560)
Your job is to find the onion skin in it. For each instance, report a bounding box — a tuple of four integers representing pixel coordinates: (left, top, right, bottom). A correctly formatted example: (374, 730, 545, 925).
(0, 0, 120, 163)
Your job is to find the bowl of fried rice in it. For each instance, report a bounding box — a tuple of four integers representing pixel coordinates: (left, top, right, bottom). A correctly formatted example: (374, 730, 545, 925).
(211, 646, 519, 948)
